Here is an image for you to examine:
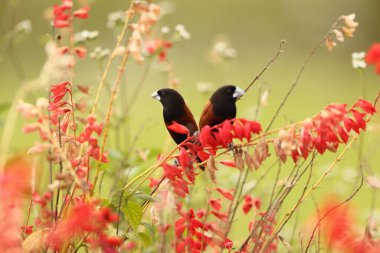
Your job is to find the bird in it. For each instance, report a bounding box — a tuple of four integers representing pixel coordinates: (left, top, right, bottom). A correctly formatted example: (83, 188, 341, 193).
(151, 88, 198, 145)
(199, 85, 245, 129)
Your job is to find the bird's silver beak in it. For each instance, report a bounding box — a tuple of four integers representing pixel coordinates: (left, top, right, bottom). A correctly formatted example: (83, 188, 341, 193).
(151, 91, 160, 101)
(233, 86, 245, 99)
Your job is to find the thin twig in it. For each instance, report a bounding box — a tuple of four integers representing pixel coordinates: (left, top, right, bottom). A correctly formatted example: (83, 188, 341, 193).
(258, 135, 358, 253)
(55, 117, 64, 222)
(304, 165, 364, 253)
(244, 40, 286, 94)
(90, 0, 136, 115)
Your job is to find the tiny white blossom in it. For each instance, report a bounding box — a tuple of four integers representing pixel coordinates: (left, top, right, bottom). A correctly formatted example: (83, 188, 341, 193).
(175, 24, 191, 40)
(351, 51, 367, 69)
(107, 11, 125, 29)
(15, 20, 32, 34)
(74, 30, 99, 44)
(161, 26, 170, 34)
(90, 47, 111, 60)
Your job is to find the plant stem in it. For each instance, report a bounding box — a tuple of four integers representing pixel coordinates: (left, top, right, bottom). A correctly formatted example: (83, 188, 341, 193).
(258, 135, 358, 253)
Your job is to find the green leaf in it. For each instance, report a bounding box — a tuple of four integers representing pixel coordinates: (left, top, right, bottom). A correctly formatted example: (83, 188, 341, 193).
(110, 190, 127, 209)
(123, 201, 142, 232)
(140, 222, 156, 238)
(133, 191, 155, 203)
(138, 232, 153, 248)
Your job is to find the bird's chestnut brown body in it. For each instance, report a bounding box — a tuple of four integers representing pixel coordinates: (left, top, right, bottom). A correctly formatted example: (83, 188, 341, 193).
(199, 85, 245, 129)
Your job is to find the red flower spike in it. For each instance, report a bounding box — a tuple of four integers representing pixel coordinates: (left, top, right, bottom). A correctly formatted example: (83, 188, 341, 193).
(216, 187, 234, 200)
(73, 6, 89, 19)
(167, 121, 190, 136)
(209, 199, 222, 211)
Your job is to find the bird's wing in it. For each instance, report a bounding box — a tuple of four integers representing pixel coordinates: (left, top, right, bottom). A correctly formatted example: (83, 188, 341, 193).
(199, 101, 223, 130)
(178, 104, 199, 136)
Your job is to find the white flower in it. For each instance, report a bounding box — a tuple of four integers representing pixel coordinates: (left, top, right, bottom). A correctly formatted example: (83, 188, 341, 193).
(74, 30, 99, 44)
(90, 47, 111, 60)
(212, 40, 237, 60)
(175, 24, 191, 40)
(351, 51, 367, 69)
(15, 20, 32, 34)
(161, 26, 170, 34)
(107, 11, 125, 29)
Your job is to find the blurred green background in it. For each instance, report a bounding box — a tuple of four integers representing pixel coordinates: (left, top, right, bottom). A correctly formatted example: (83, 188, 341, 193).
(1, 0, 380, 249)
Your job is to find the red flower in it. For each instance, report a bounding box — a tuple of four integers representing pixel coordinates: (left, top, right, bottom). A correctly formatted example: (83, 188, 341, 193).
(209, 199, 222, 211)
(216, 187, 234, 200)
(145, 39, 173, 61)
(365, 43, 380, 74)
(75, 46, 87, 58)
(242, 195, 253, 214)
(73, 6, 89, 19)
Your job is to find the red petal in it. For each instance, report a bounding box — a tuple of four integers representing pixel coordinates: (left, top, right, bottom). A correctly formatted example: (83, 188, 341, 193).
(167, 121, 190, 136)
(220, 160, 236, 168)
(215, 187, 234, 200)
(209, 199, 222, 211)
(354, 99, 376, 115)
(73, 6, 89, 19)
(211, 211, 228, 221)
(54, 19, 69, 28)
(75, 47, 87, 58)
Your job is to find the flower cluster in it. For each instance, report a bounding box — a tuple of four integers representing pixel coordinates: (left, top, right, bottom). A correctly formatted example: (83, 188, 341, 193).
(365, 43, 380, 74)
(48, 81, 75, 133)
(325, 13, 358, 50)
(46, 201, 121, 252)
(53, 0, 89, 28)
(145, 39, 173, 61)
(0, 159, 31, 252)
(73, 114, 108, 178)
(318, 199, 380, 253)
(18, 98, 50, 144)
(199, 119, 262, 155)
(174, 206, 232, 253)
(128, 1, 161, 63)
(274, 99, 375, 163)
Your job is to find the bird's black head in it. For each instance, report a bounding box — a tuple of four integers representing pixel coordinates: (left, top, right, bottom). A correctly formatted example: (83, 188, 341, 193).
(208, 85, 244, 119)
(151, 88, 185, 107)
(210, 85, 245, 104)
